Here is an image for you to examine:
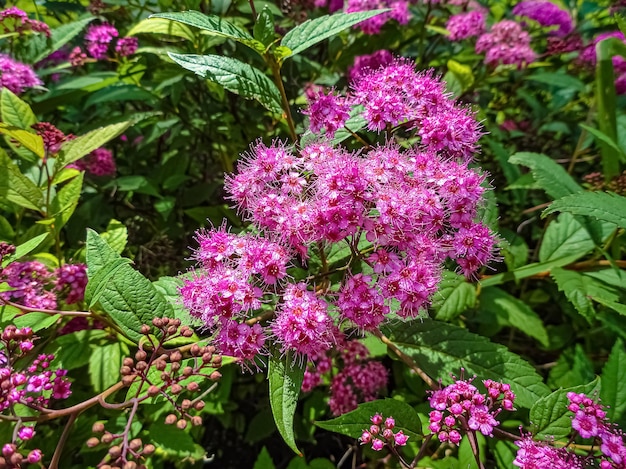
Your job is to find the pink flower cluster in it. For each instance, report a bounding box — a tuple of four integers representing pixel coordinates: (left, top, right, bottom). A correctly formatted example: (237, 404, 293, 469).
(303, 89, 351, 138)
(0, 7, 50, 37)
(303, 339, 388, 415)
(580, 32, 626, 94)
(514, 436, 583, 469)
(446, 10, 486, 41)
(360, 414, 409, 451)
(70, 147, 116, 176)
(346, 0, 410, 34)
(0, 256, 87, 309)
(512, 0, 573, 38)
(476, 20, 536, 67)
(428, 375, 515, 444)
(0, 326, 72, 413)
(31, 122, 75, 156)
(72, 23, 138, 63)
(0, 54, 42, 95)
(181, 61, 497, 360)
(348, 50, 394, 81)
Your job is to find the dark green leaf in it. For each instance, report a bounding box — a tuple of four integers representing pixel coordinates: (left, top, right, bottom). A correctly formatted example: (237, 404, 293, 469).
(14, 313, 59, 331)
(547, 344, 595, 389)
(281, 10, 388, 58)
(253, 447, 276, 469)
(433, 271, 476, 321)
(315, 399, 422, 440)
(0, 151, 44, 211)
(539, 213, 612, 262)
(254, 6, 276, 46)
(384, 320, 551, 409)
(168, 53, 282, 113)
(85, 258, 133, 307)
(49, 330, 108, 370)
(50, 172, 84, 231)
(89, 341, 124, 392)
(509, 152, 581, 200)
(29, 17, 95, 63)
(601, 339, 626, 422)
(269, 350, 304, 455)
(543, 191, 626, 229)
(550, 268, 595, 322)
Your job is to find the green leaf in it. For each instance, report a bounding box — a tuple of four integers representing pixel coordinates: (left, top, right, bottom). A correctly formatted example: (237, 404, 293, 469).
(100, 219, 128, 254)
(254, 6, 276, 47)
(152, 276, 194, 324)
(478, 287, 549, 347)
(89, 341, 124, 392)
(127, 17, 196, 41)
(551, 268, 595, 322)
(253, 447, 277, 469)
(150, 11, 262, 50)
(85, 258, 133, 308)
(1, 233, 49, 267)
(529, 378, 600, 439)
(539, 212, 609, 262)
(548, 344, 595, 389)
(446, 59, 474, 95)
(86, 229, 172, 342)
(479, 253, 582, 287)
(0, 151, 44, 211)
(383, 320, 551, 409)
(580, 123, 626, 162)
(56, 121, 133, 169)
(268, 350, 305, 455)
(543, 191, 626, 229)
(432, 271, 476, 321)
(29, 17, 95, 63)
(14, 312, 59, 331)
(0, 123, 44, 159)
(509, 152, 581, 200)
(49, 330, 108, 370)
(49, 172, 84, 231)
(315, 399, 422, 440)
(1, 88, 37, 129)
(601, 339, 626, 423)
(168, 53, 283, 114)
(148, 421, 206, 459)
(281, 10, 388, 59)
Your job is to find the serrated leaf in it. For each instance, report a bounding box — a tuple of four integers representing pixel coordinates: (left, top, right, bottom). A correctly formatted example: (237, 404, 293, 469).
(601, 339, 626, 423)
(85, 258, 133, 307)
(168, 53, 282, 113)
(1, 233, 49, 268)
(433, 271, 476, 321)
(1, 88, 37, 129)
(149, 421, 206, 459)
(580, 123, 626, 161)
(29, 17, 95, 63)
(150, 11, 261, 50)
(86, 230, 171, 342)
(478, 287, 549, 347)
(100, 219, 128, 254)
(509, 152, 581, 200)
(529, 378, 600, 439)
(0, 123, 44, 159)
(383, 320, 550, 409)
(0, 151, 44, 211)
(56, 121, 133, 169)
(543, 191, 626, 229)
(315, 399, 422, 440)
(89, 341, 124, 392)
(127, 17, 196, 41)
(281, 10, 388, 58)
(13, 312, 60, 331)
(548, 344, 595, 389)
(254, 6, 276, 46)
(253, 447, 276, 469)
(550, 268, 595, 322)
(539, 212, 608, 262)
(50, 172, 84, 231)
(269, 350, 304, 455)
(49, 330, 108, 370)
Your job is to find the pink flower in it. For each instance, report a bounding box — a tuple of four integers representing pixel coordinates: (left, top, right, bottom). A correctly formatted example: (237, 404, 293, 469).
(85, 23, 119, 59)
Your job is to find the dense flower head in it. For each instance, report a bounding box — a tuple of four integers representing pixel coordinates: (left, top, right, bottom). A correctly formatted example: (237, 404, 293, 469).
(31, 122, 74, 155)
(428, 373, 515, 443)
(0, 54, 42, 95)
(54, 264, 87, 304)
(514, 436, 584, 469)
(512, 0, 573, 37)
(446, 10, 487, 41)
(70, 147, 116, 176)
(360, 414, 409, 451)
(69, 46, 88, 67)
(348, 50, 394, 81)
(476, 20, 536, 67)
(346, 0, 410, 34)
(0, 6, 50, 37)
(0, 261, 57, 310)
(303, 89, 351, 138)
(85, 23, 119, 59)
(115, 36, 139, 57)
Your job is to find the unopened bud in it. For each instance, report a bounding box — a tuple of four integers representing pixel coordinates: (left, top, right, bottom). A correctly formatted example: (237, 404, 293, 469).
(135, 361, 148, 372)
(123, 462, 137, 469)
(165, 414, 177, 425)
(191, 416, 203, 427)
(143, 444, 155, 455)
(109, 445, 122, 458)
(170, 362, 181, 373)
(152, 318, 163, 328)
(181, 327, 193, 338)
(176, 419, 187, 430)
(183, 366, 193, 376)
(120, 366, 132, 376)
(201, 353, 212, 364)
(170, 383, 183, 395)
(122, 375, 136, 386)
(92, 422, 105, 433)
(155, 360, 167, 371)
(167, 325, 178, 335)
(209, 371, 222, 381)
(170, 351, 182, 362)
(147, 385, 160, 397)
(211, 355, 222, 367)
(135, 350, 147, 361)
(187, 381, 199, 392)
(194, 400, 205, 411)
(123, 357, 134, 367)
(181, 399, 192, 410)
(129, 438, 142, 451)
(86, 437, 100, 448)
(140, 325, 151, 334)
(101, 433, 114, 444)
(190, 344, 200, 356)
(10, 453, 23, 465)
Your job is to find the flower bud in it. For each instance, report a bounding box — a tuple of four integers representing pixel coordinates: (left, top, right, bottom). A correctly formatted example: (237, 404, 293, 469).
(170, 351, 182, 363)
(101, 432, 114, 444)
(135, 361, 148, 372)
(135, 350, 147, 361)
(170, 383, 183, 395)
(143, 444, 155, 455)
(120, 366, 132, 376)
(129, 438, 142, 451)
(181, 399, 192, 410)
(92, 422, 105, 433)
(122, 375, 136, 386)
(152, 318, 163, 328)
(190, 344, 201, 356)
(123, 462, 137, 469)
(9, 453, 23, 465)
(109, 445, 122, 458)
(194, 400, 205, 411)
(170, 362, 181, 373)
(140, 324, 151, 335)
(209, 371, 222, 381)
(187, 382, 199, 392)
(191, 416, 203, 427)
(147, 385, 160, 397)
(176, 419, 187, 430)
(122, 358, 134, 367)
(165, 414, 177, 425)
(86, 437, 101, 448)
(183, 366, 193, 376)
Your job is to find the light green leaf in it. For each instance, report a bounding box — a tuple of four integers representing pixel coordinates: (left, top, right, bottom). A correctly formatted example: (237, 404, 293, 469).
(1, 88, 37, 129)
(148, 421, 206, 459)
(1, 233, 49, 268)
(89, 341, 124, 392)
(268, 350, 304, 455)
(384, 320, 551, 409)
(0, 151, 44, 211)
(601, 339, 626, 423)
(56, 121, 133, 169)
(85, 257, 133, 308)
(49, 330, 108, 370)
(29, 17, 95, 63)
(50, 172, 84, 231)
(168, 53, 283, 113)
(315, 399, 422, 440)
(127, 17, 196, 41)
(14, 312, 59, 331)
(86, 229, 172, 342)
(478, 287, 549, 347)
(254, 6, 276, 47)
(543, 191, 626, 229)
(529, 378, 600, 439)
(0, 123, 44, 159)
(548, 344, 595, 389)
(100, 219, 128, 254)
(509, 152, 581, 200)
(281, 10, 388, 59)
(580, 123, 626, 162)
(433, 271, 476, 321)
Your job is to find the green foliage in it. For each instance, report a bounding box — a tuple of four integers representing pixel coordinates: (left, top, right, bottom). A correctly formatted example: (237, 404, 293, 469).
(543, 191, 626, 229)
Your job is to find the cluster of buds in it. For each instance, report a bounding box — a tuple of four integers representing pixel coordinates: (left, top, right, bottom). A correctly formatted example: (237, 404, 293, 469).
(0, 242, 15, 266)
(428, 374, 515, 444)
(360, 414, 409, 451)
(1, 326, 71, 413)
(1, 440, 42, 469)
(0, 7, 50, 37)
(88, 318, 222, 467)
